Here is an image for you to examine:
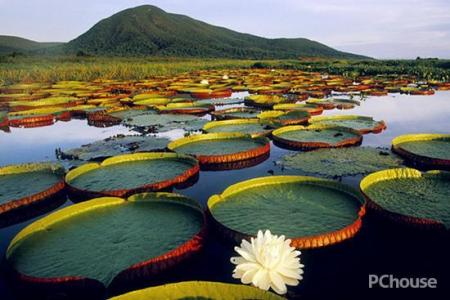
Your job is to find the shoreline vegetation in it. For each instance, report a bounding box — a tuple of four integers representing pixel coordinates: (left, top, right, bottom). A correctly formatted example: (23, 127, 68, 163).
(1, 56, 449, 84)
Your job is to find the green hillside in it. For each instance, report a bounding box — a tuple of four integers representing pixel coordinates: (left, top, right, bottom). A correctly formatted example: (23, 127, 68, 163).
(0, 35, 62, 55)
(66, 5, 367, 59)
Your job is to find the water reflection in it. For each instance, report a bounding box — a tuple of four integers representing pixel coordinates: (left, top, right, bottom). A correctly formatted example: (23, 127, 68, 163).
(0, 91, 449, 299)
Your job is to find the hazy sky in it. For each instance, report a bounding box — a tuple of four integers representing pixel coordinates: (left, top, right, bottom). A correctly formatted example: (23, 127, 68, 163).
(1, 0, 449, 58)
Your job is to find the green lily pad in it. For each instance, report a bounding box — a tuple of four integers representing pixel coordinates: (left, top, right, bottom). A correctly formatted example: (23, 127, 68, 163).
(203, 119, 270, 137)
(392, 134, 450, 161)
(0, 163, 64, 205)
(361, 168, 450, 229)
(66, 153, 198, 195)
(7, 193, 204, 286)
(272, 125, 362, 149)
(123, 112, 207, 132)
(109, 281, 284, 300)
(282, 147, 402, 177)
(108, 109, 151, 120)
(195, 98, 244, 106)
(169, 133, 269, 156)
(399, 140, 449, 160)
(212, 107, 260, 120)
(60, 135, 170, 161)
(309, 115, 386, 134)
(208, 176, 365, 248)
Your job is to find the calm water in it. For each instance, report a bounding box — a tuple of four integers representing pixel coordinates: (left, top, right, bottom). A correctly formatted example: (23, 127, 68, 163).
(1, 92, 449, 299)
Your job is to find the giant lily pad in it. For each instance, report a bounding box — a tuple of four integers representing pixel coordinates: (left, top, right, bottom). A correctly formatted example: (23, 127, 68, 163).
(59, 135, 170, 161)
(258, 110, 310, 127)
(195, 97, 244, 106)
(122, 112, 207, 132)
(273, 103, 323, 116)
(203, 119, 271, 137)
(392, 134, 450, 170)
(65, 153, 199, 200)
(306, 98, 361, 110)
(244, 94, 290, 108)
(208, 176, 365, 249)
(110, 281, 284, 300)
(272, 125, 363, 150)
(309, 115, 387, 134)
(168, 133, 270, 164)
(6, 193, 205, 291)
(282, 147, 402, 177)
(157, 102, 214, 115)
(211, 107, 260, 120)
(0, 163, 66, 227)
(360, 168, 450, 229)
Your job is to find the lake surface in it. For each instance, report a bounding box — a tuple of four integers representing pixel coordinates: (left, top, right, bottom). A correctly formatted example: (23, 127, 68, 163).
(1, 92, 449, 299)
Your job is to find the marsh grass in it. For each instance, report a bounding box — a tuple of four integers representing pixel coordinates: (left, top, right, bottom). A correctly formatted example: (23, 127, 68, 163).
(1, 56, 449, 84)
(0, 56, 257, 84)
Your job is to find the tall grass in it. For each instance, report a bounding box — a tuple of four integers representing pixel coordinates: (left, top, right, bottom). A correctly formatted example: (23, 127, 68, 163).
(0, 56, 257, 84)
(1, 56, 449, 84)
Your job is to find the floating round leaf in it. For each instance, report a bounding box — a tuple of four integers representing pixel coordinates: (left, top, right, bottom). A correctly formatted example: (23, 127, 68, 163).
(203, 119, 271, 137)
(168, 133, 270, 164)
(109, 281, 284, 300)
(157, 102, 214, 115)
(258, 110, 310, 127)
(195, 97, 244, 106)
(272, 125, 363, 150)
(211, 107, 260, 120)
(273, 103, 323, 116)
(282, 147, 402, 177)
(392, 134, 450, 170)
(122, 112, 207, 132)
(6, 193, 205, 293)
(360, 168, 450, 230)
(244, 94, 290, 108)
(65, 153, 199, 200)
(59, 135, 170, 161)
(208, 176, 365, 249)
(0, 163, 66, 227)
(309, 115, 387, 134)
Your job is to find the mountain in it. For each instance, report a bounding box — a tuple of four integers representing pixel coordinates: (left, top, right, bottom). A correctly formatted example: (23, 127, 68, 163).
(66, 5, 367, 59)
(0, 35, 62, 55)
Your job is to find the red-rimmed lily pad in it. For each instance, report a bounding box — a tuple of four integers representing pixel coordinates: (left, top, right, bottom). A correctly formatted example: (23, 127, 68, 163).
(211, 107, 260, 120)
(392, 134, 450, 170)
(203, 119, 271, 137)
(168, 133, 270, 165)
(208, 175, 366, 249)
(0, 162, 66, 227)
(65, 153, 199, 201)
(309, 115, 386, 134)
(6, 193, 205, 296)
(360, 168, 450, 230)
(272, 125, 363, 150)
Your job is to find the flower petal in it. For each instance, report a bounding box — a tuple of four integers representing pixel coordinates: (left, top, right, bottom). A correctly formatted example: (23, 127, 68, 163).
(269, 271, 287, 294)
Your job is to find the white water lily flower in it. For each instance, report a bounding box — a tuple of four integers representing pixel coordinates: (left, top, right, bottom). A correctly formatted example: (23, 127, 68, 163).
(230, 230, 304, 295)
(200, 79, 209, 85)
(222, 74, 229, 80)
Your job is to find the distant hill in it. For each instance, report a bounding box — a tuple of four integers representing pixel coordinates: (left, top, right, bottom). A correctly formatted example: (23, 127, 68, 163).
(65, 5, 368, 59)
(0, 35, 62, 55)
